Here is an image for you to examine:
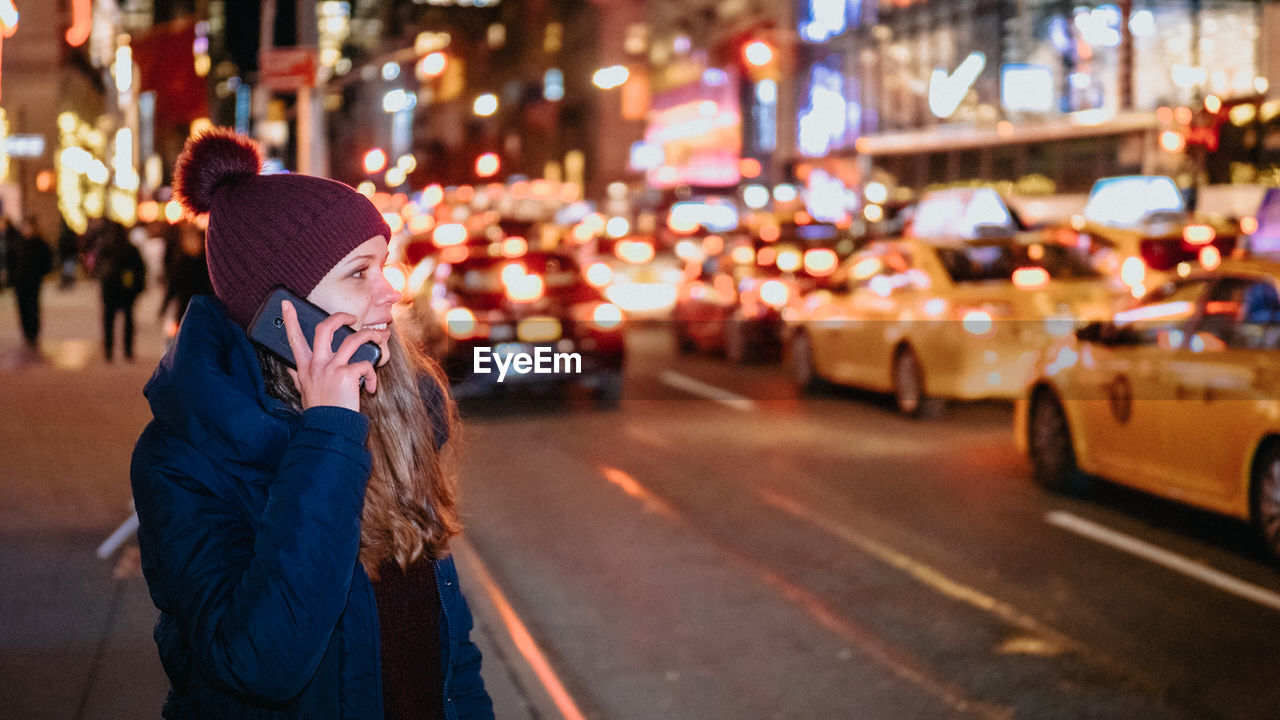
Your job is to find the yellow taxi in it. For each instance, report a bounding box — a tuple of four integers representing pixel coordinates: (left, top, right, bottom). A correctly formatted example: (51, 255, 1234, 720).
(789, 189, 1123, 417)
(1016, 259, 1280, 558)
(1045, 175, 1238, 298)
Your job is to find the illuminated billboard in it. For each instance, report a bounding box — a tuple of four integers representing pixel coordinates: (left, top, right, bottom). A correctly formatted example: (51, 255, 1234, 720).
(643, 71, 742, 189)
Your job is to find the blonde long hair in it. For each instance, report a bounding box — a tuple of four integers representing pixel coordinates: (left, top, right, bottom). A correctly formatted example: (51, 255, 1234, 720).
(259, 331, 462, 580)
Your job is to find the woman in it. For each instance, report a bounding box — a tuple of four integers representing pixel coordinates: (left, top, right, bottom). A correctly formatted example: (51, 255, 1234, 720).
(131, 128, 493, 719)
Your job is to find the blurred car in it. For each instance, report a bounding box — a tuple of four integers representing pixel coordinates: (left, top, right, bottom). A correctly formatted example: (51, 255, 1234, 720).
(1016, 259, 1280, 559)
(789, 212, 1122, 417)
(588, 236, 683, 320)
(406, 248, 626, 407)
(669, 222, 847, 362)
(1043, 175, 1238, 298)
(672, 253, 799, 363)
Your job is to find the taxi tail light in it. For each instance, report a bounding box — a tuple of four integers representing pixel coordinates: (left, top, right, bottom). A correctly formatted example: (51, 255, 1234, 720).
(1183, 224, 1215, 246)
(1011, 266, 1050, 290)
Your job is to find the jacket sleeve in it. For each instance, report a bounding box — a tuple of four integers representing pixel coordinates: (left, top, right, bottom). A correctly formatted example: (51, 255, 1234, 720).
(133, 406, 371, 706)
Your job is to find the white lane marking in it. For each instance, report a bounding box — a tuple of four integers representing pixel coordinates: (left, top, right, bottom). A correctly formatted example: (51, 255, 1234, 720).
(97, 511, 139, 559)
(606, 472, 1007, 719)
(658, 371, 756, 411)
(762, 490, 1076, 655)
(454, 540, 588, 720)
(1045, 511, 1280, 613)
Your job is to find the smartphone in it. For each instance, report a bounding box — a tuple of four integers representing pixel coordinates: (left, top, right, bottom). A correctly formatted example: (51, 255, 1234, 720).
(247, 285, 382, 369)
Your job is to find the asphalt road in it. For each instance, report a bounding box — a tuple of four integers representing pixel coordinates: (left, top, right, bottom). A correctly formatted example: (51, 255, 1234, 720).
(6, 283, 1279, 719)
(456, 324, 1280, 720)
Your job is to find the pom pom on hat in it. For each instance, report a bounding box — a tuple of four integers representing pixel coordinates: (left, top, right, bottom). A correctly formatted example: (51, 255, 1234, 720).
(173, 128, 263, 216)
(171, 128, 391, 328)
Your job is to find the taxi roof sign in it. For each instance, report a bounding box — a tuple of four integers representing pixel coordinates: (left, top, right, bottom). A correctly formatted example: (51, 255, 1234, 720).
(908, 187, 1017, 241)
(1083, 175, 1185, 228)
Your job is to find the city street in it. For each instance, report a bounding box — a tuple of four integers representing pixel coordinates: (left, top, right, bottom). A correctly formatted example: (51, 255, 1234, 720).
(457, 325, 1280, 720)
(7, 281, 1280, 719)
(6, 0, 1280, 717)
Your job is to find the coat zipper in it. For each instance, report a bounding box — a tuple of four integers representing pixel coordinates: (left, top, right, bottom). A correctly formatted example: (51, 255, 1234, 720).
(435, 559, 457, 720)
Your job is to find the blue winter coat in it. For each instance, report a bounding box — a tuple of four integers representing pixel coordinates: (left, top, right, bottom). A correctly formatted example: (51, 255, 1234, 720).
(131, 296, 493, 719)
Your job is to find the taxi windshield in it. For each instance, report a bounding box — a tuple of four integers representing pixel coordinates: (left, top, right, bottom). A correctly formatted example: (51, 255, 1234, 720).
(935, 243, 1100, 283)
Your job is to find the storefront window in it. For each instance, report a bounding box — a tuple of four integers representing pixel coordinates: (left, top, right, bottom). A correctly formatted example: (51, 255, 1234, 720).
(1013, 1, 1121, 114)
(1132, 0, 1259, 109)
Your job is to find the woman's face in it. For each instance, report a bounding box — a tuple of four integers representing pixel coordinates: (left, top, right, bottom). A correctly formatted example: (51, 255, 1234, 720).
(307, 235, 400, 366)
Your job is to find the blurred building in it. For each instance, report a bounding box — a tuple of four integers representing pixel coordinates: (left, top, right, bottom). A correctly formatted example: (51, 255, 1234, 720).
(1, 0, 211, 236)
(638, 0, 797, 221)
(627, 0, 1280, 232)
(844, 0, 1272, 195)
(10, 0, 1280, 236)
(0, 0, 105, 234)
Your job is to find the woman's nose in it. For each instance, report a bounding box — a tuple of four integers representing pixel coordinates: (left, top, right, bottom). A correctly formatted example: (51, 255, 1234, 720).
(377, 269, 404, 304)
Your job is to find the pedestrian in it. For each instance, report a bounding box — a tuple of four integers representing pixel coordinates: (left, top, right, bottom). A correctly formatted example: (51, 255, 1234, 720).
(91, 216, 146, 361)
(10, 216, 53, 350)
(158, 221, 213, 334)
(0, 214, 19, 289)
(130, 128, 493, 719)
(57, 217, 81, 288)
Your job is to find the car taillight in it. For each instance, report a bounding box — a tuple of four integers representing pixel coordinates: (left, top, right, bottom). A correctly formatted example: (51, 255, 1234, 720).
(445, 307, 479, 339)
(592, 302, 624, 330)
(759, 279, 789, 308)
(1011, 266, 1050, 290)
(1200, 245, 1222, 270)
(1183, 224, 1215, 245)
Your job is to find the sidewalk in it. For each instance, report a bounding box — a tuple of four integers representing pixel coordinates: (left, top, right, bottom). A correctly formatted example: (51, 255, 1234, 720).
(0, 279, 560, 719)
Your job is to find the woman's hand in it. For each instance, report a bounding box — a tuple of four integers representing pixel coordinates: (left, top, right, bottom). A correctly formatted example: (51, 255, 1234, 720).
(281, 300, 379, 412)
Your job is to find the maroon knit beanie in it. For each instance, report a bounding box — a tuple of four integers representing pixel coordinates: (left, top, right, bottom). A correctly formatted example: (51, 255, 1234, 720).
(172, 128, 391, 328)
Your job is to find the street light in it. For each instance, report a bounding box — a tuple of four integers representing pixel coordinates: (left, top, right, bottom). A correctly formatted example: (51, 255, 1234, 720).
(473, 93, 498, 117)
(592, 65, 629, 90)
(418, 52, 446, 79)
(363, 148, 387, 174)
(475, 152, 500, 178)
(743, 41, 773, 68)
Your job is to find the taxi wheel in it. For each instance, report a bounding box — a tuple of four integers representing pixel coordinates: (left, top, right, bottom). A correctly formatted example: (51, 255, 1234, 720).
(792, 332, 824, 393)
(893, 348, 943, 419)
(1029, 392, 1090, 494)
(1250, 443, 1280, 561)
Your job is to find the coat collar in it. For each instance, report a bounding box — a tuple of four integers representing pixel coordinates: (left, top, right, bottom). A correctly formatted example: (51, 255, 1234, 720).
(144, 296, 298, 472)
